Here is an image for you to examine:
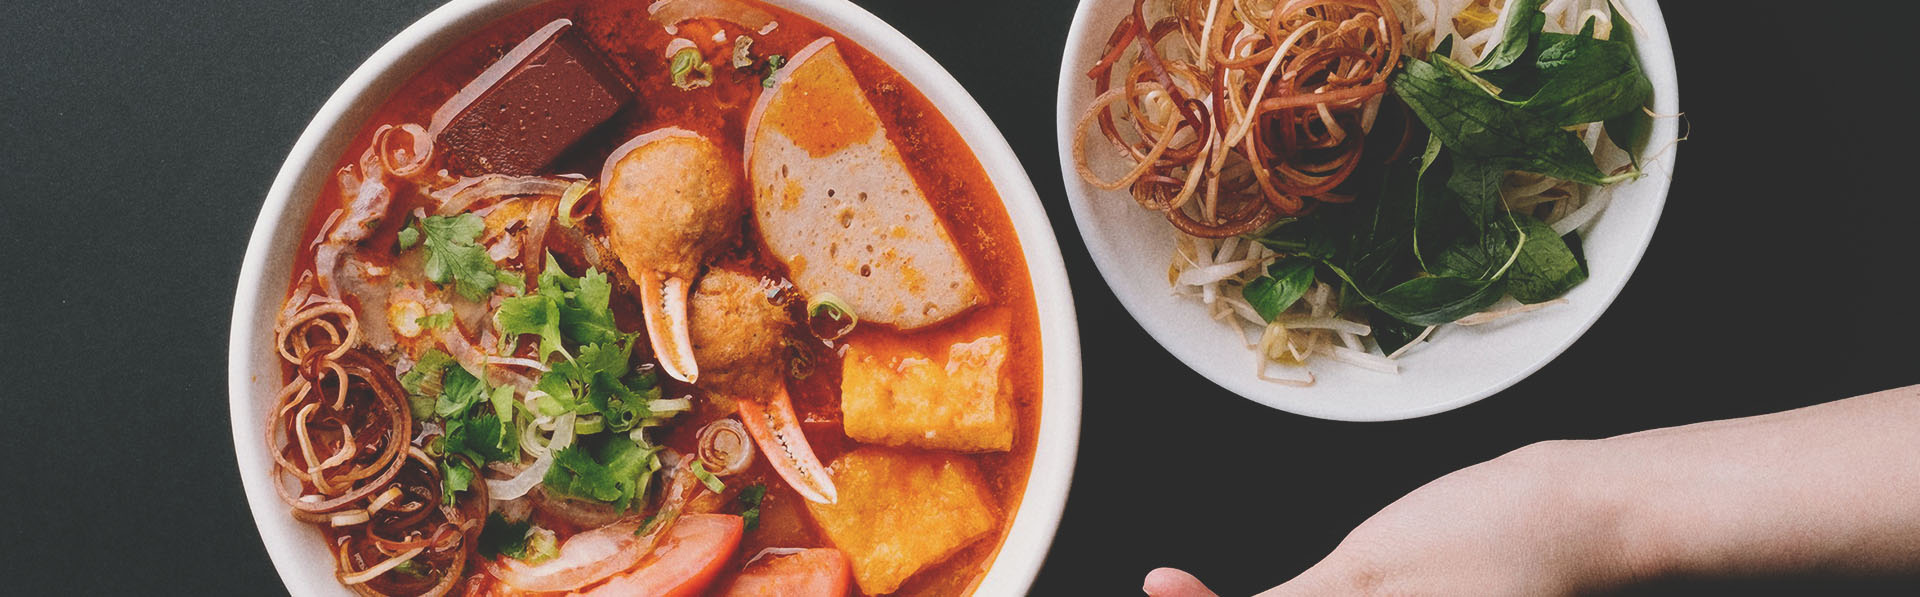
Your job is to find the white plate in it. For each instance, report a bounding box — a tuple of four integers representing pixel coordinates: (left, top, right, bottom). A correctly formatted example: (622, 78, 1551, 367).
(1055, 0, 1681, 422)
(229, 1, 1081, 594)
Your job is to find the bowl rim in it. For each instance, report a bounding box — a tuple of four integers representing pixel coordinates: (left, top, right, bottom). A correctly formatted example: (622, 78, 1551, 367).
(226, 0, 1083, 594)
(1052, 0, 1681, 422)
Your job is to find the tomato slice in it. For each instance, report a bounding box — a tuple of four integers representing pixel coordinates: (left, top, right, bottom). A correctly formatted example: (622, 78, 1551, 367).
(571, 514, 744, 597)
(737, 389, 838, 504)
(719, 549, 852, 597)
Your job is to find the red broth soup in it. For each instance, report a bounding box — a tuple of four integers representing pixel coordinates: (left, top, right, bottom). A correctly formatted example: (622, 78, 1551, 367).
(263, 2, 1040, 595)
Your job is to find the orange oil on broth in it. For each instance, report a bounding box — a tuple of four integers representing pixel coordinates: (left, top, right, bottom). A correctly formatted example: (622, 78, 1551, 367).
(285, 1, 1042, 594)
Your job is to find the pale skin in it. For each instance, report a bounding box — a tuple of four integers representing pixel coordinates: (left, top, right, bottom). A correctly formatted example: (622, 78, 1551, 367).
(1146, 385, 1920, 596)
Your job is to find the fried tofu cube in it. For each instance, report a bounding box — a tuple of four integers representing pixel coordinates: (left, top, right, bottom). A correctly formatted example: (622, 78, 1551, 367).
(805, 448, 998, 595)
(840, 335, 1015, 452)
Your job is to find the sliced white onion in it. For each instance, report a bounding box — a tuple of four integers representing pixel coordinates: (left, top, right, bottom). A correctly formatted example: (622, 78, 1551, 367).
(329, 509, 371, 527)
(488, 413, 576, 501)
(432, 175, 573, 216)
(484, 356, 551, 371)
(696, 419, 754, 476)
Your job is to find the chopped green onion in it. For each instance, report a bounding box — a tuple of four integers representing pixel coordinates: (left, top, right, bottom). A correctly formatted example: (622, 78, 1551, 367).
(670, 47, 713, 91)
(647, 397, 692, 416)
(806, 292, 858, 340)
(690, 462, 727, 493)
(761, 54, 787, 88)
(573, 414, 605, 436)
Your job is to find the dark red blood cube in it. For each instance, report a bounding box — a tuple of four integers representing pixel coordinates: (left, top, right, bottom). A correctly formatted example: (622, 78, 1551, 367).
(434, 19, 631, 176)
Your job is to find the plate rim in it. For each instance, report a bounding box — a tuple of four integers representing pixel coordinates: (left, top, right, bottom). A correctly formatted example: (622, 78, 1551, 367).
(1052, 0, 1682, 422)
(227, 0, 1083, 594)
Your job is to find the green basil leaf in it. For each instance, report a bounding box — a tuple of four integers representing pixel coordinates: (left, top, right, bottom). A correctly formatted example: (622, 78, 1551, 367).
(1370, 275, 1509, 327)
(1471, 0, 1546, 72)
(1602, 4, 1654, 165)
(1244, 258, 1317, 322)
(1506, 215, 1588, 303)
(1392, 58, 1609, 185)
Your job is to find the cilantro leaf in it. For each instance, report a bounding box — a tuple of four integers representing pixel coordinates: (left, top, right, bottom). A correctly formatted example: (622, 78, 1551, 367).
(420, 214, 504, 301)
(441, 458, 475, 507)
(400, 349, 456, 396)
(397, 221, 421, 251)
(416, 311, 454, 331)
(543, 435, 660, 511)
(476, 513, 532, 560)
(738, 484, 767, 531)
(588, 371, 651, 432)
(496, 294, 565, 363)
(434, 365, 488, 419)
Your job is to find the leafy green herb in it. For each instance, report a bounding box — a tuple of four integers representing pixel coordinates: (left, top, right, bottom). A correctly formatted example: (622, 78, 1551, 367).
(1392, 58, 1611, 185)
(535, 254, 621, 347)
(1366, 274, 1510, 327)
(543, 435, 661, 511)
(1244, 258, 1317, 322)
(441, 458, 474, 507)
(1470, 0, 1546, 72)
(762, 54, 788, 88)
(399, 349, 456, 420)
(496, 293, 565, 363)
(434, 365, 488, 419)
(420, 214, 505, 301)
(1601, 4, 1653, 165)
(397, 220, 421, 251)
(416, 311, 454, 332)
(738, 484, 768, 531)
(1505, 216, 1588, 304)
(476, 513, 532, 560)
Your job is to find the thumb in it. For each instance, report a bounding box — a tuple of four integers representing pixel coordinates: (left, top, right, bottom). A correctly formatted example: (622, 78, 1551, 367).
(1143, 567, 1219, 597)
(1254, 559, 1356, 597)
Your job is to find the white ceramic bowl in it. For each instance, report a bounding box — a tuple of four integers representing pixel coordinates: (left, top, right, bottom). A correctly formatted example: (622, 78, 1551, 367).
(228, 1, 1081, 594)
(1056, 0, 1681, 422)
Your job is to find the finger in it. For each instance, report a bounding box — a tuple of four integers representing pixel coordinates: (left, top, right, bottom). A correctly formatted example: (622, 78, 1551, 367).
(1143, 567, 1219, 597)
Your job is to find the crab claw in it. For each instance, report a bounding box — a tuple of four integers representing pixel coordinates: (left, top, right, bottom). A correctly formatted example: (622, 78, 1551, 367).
(738, 389, 836, 504)
(639, 270, 698, 384)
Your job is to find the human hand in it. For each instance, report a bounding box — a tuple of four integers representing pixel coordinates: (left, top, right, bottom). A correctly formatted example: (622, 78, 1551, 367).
(1146, 441, 1635, 596)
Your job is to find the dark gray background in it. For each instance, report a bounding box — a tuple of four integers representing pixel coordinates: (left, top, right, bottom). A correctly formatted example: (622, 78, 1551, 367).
(4, 1, 1917, 595)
